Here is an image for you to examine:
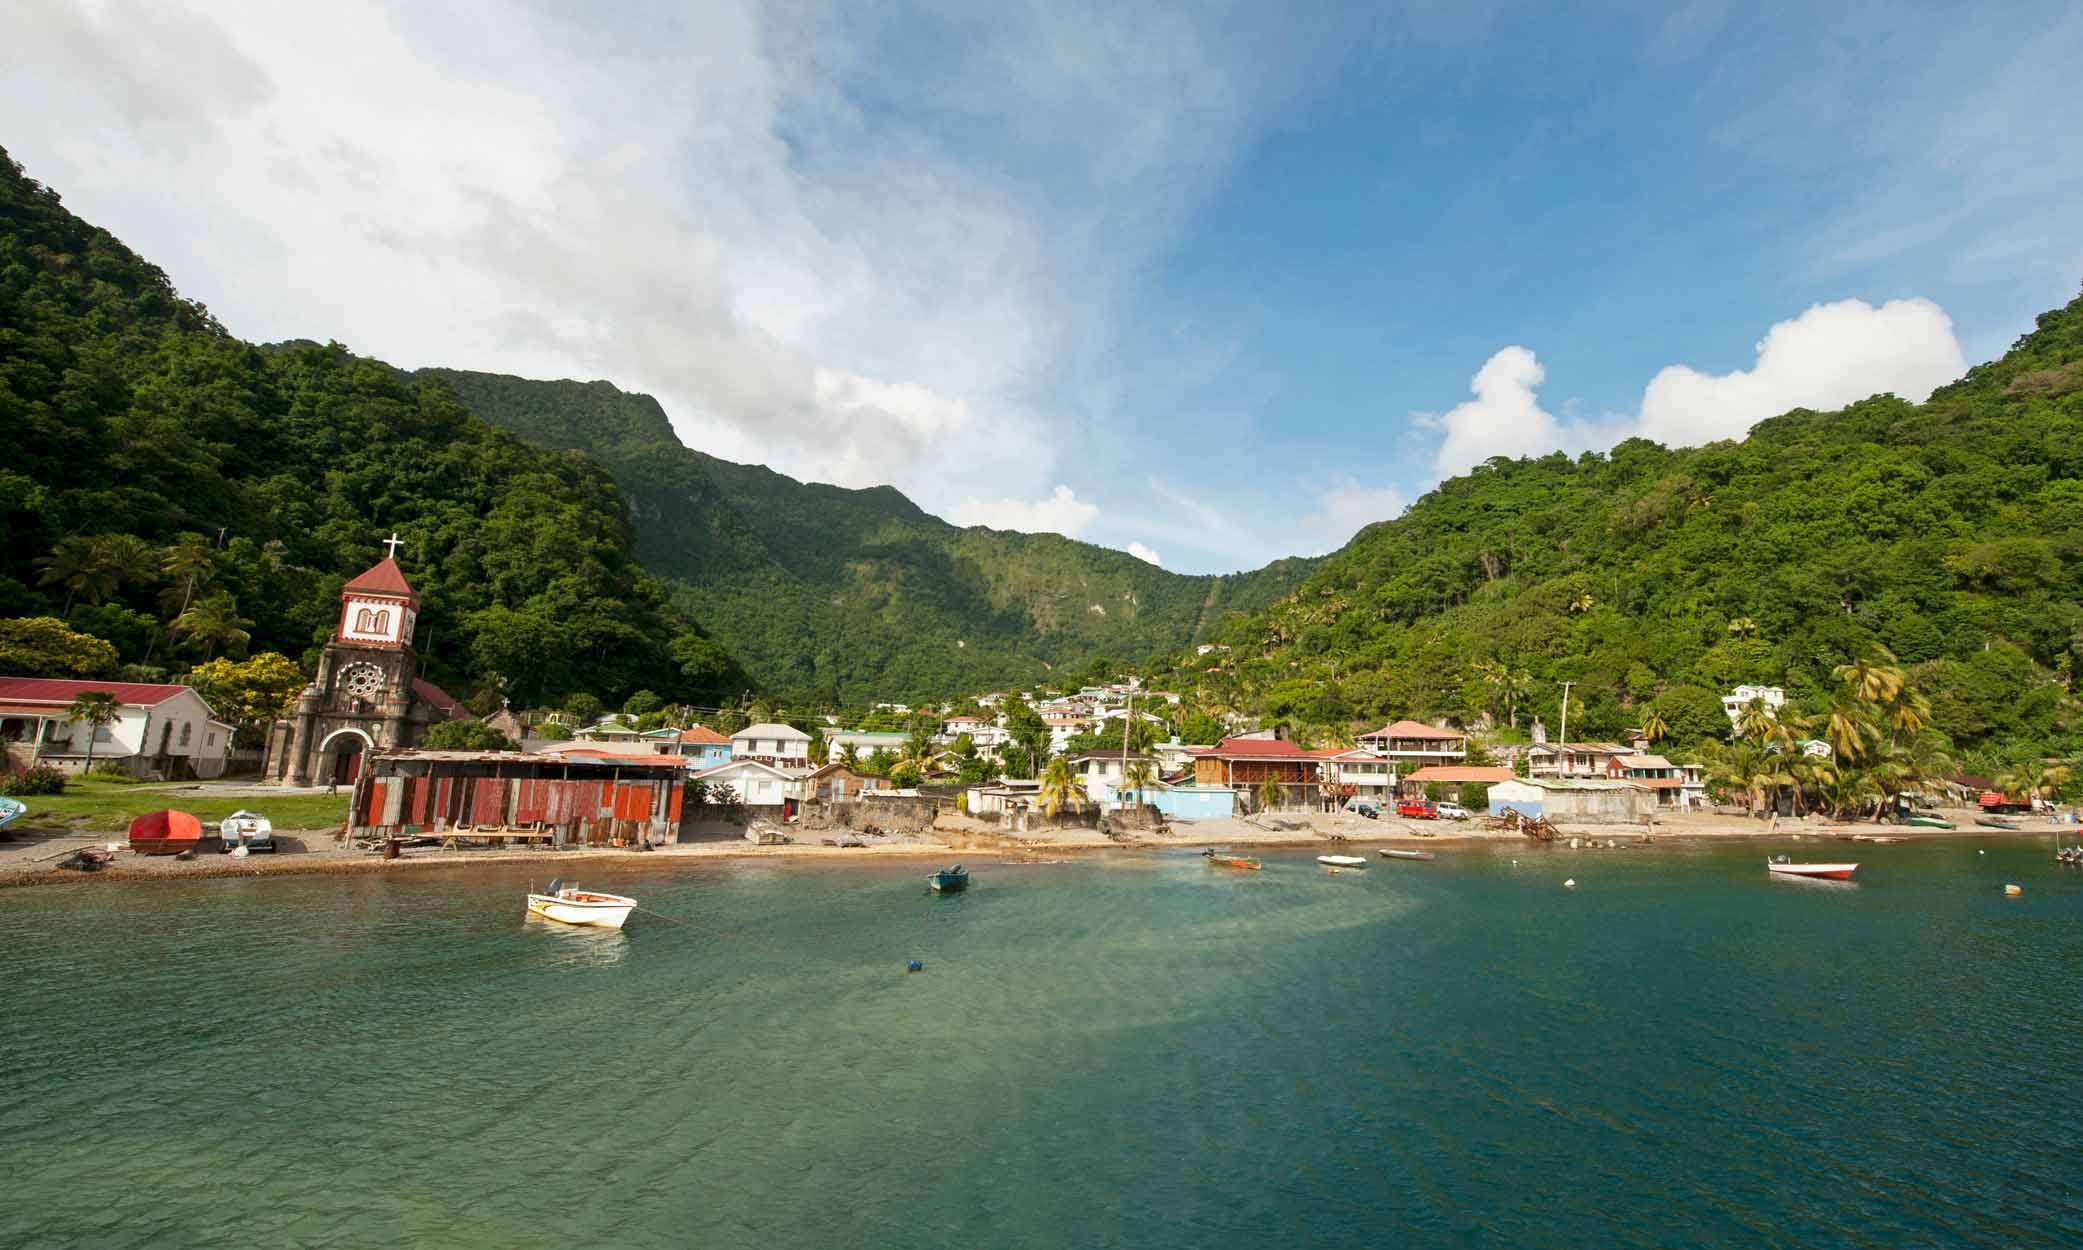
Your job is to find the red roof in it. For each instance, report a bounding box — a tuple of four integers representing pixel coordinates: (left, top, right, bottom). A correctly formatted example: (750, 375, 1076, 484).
(1402, 765, 1514, 783)
(676, 726, 731, 744)
(0, 677, 199, 708)
(343, 557, 418, 600)
(1193, 737, 1313, 758)
(411, 678, 470, 719)
(1361, 719, 1465, 741)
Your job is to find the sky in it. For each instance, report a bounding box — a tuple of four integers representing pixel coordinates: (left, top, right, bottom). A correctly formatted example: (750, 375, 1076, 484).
(4, 1, 2080, 573)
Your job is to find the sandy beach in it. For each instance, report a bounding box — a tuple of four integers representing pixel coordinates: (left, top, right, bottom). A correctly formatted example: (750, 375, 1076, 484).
(2, 804, 2066, 890)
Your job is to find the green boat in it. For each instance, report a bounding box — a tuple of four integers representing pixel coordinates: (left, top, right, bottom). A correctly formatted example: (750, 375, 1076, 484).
(1906, 815, 1955, 830)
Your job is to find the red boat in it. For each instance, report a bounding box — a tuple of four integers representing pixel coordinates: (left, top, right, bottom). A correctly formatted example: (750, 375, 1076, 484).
(1766, 858, 1858, 881)
(128, 809, 210, 855)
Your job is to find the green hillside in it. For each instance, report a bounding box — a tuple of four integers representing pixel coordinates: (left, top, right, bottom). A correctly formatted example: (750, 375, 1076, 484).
(1182, 287, 2083, 761)
(0, 146, 747, 708)
(424, 368, 1316, 700)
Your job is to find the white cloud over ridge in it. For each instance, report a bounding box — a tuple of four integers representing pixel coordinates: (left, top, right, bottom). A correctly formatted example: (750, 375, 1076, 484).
(1427, 298, 1967, 478)
(945, 485, 1098, 538)
(1126, 542, 1163, 566)
(1301, 478, 1409, 552)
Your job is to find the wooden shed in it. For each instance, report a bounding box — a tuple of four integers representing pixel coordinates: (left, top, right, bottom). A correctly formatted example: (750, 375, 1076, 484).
(348, 750, 687, 847)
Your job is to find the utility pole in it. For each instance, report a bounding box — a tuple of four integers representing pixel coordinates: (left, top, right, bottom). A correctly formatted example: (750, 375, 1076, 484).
(1558, 681, 1574, 775)
(1119, 688, 1134, 809)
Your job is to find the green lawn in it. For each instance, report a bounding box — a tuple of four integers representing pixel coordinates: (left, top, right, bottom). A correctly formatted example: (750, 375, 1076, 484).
(9, 777, 351, 834)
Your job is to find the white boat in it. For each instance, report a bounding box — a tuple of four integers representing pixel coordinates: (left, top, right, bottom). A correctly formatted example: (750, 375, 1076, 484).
(220, 810, 274, 852)
(526, 880, 637, 929)
(1316, 854, 1367, 868)
(1766, 858, 1859, 881)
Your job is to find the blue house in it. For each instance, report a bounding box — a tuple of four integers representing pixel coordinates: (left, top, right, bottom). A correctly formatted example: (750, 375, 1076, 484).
(1143, 784, 1238, 822)
(659, 726, 733, 769)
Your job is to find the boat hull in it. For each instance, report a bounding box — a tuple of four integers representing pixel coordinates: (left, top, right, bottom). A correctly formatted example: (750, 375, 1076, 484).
(526, 893, 635, 928)
(927, 873, 969, 892)
(1317, 855, 1367, 867)
(1206, 856, 1261, 871)
(1380, 849, 1436, 861)
(1767, 862, 1859, 881)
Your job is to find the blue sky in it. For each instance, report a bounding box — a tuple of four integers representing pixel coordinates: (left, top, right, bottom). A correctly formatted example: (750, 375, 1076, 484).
(6, 1, 2080, 572)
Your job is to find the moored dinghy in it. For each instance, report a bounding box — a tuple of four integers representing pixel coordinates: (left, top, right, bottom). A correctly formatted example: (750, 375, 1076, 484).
(1202, 850, 1262, 870)
(1317, 854, 1367, 868)
(1380, 848, 1436, 861)
(1767, 856, 1859, 881)
(526, 879, 637, 928)
(927, 865, 970, 892)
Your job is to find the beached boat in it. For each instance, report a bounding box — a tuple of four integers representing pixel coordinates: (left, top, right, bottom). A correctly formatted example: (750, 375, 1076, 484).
(525, 881, 637, 928)
(1906, 815, 1955, 830)
(1379, 848, 1436, 861)
(1767, 857, 1859, 881)
(927, 866, 970, 892)
(1202, 851, 1262, 871)
(128, 809, 213, 856)
(0, 796, 24, 838)
(1974, 816, 2020, 831)
(219, 810, 275, 853)
(1317, 854, 1367, 868)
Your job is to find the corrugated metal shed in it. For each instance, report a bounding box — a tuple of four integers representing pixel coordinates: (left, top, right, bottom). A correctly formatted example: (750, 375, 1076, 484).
(349, 751, 685, 846)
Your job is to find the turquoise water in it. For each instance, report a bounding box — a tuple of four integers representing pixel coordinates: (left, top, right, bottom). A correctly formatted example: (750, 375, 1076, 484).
(4, 840, 2081, 1248)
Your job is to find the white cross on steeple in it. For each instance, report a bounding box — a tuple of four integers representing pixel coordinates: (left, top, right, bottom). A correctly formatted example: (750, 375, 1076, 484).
(381, 532, 405, 560)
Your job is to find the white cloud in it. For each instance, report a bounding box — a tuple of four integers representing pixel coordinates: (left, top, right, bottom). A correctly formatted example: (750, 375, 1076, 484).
(945, 486, 1099, 538)
(1427, 298, 1968, 477)
(1300, 479, 1409, 551)
(0, 0, 1283, 533)
(1125, 542, 1163, 566)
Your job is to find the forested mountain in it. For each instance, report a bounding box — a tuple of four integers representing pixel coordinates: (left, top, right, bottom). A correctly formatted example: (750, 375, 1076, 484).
(423, 368, 1317, 701)
(0, 146, 747, 708)
(1177, 288, 2083, 761)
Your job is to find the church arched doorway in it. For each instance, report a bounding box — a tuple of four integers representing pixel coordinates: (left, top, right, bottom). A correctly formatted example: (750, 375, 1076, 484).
(319, 729, 371, 788)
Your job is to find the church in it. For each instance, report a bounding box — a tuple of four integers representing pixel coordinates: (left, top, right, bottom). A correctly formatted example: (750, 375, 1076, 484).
(264, 542, 469, 787)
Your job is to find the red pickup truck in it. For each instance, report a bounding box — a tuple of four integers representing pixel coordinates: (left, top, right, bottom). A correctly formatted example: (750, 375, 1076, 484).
(1396, 800, 1438, 819)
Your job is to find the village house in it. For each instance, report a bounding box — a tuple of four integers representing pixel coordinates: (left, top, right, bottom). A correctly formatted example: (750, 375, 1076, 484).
(1485, 777, 1656, 825)
(826, 730, 908, 764)
(966, 778, 1043, 817)
(1314, 748, 1399, 805)
(1605, 754, 1707, 809)
(0, 677, 237, 779)
(1151, 738, 1200, 776)
(942, 714, 986, 737)
(1399, 764, 1516, 802)
(655, 725, 733, 768)
(1191, 736, 1322, 810)
(573, 719, 643, 744)
(346, 749, 686, 846)
(694, 757, 800, 809)
(1042, 714, 1090, 753)
(796, 761, 886, 803)
(1065, 751, 1162, 810)
(1356, 720, 1469, 773)
(1526, 741, 1634, 779)
(1723, 684, 1785, 727)
(731, 722, 814, 769)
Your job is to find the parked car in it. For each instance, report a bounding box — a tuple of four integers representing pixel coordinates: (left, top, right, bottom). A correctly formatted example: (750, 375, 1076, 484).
(1396, 800, 1438, 819)
(1343, 798, 1381, 819)
(1435, 801, 1472, 820)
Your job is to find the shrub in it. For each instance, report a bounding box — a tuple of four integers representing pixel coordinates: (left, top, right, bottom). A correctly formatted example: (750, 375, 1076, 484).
(0, 765, 67, 796)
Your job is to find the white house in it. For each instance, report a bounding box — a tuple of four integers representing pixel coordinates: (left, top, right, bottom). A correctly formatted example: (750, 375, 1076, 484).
(1723, 685, 1785, 727)
(731, 722, 813, 768)
(694, 758, 800, 807)
(1315, 749, 1398, 803)
(0, 677, 236, 779)
(827, 730, 908, 764)
(1357, 720, 1469, 771)
(1067, 751, 1161, 810)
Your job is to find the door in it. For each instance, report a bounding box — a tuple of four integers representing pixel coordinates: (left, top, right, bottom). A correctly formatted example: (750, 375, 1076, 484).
(331, 735, 365, 786)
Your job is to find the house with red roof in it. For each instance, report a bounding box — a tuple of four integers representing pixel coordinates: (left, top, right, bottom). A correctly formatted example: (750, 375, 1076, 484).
(0, 677, 236, 779)
(654, 724, 733, 768)
(1191, 735, 1322, 810)
(1357, 720, 1469, 772)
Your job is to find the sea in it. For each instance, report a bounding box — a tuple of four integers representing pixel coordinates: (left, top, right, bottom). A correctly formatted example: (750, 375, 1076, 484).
(4, 838, 2080, 1249)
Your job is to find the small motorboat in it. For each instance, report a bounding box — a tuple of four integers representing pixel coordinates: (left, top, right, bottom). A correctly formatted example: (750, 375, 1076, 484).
(525, 880, 637, 928)
(1316, 854, 1367, 868)
(1905, 815, 1955, 830)
(0, 796, 25, 838)
(1974, 816, 2020, 831)
(129, 809, 216, 856)
(1379, 848, 1436, 861)
(927, 865, 970, 892)
(1202, 850, 1262, 871)
(1767, 856, 1859, 881)
(220, 810, 275, 853)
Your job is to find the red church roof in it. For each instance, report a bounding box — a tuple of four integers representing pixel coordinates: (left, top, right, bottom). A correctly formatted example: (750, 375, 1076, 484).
(343, 558, 418, 600)
(411, 679, 470, 720)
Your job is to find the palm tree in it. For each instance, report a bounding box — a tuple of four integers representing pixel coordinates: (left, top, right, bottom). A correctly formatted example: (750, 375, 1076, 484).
(37, 537, 116, 612)
(1886, 690, 1932, 745)
(1733, 697, 1780, 747)
(837, 744, 862, 773)
(1703, 742, 1769, 816)
(66, 690, 120, 775)
(1120, 761, 1157, 809)
(1641, 708, 1669, 745)
(1822, 696, 1876, 763)
(1257, 775, 1282, 813)
(159, 534, 216, 617)
(1834, 646, 1905, 707)
(1038, 755, 1082, 818)
(171, 593, 252, 659)
(1996, 760, 2072, 806)
(1726, 617, 1760, 640)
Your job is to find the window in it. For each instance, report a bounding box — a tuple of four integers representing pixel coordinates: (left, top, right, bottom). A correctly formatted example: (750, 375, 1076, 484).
(373, 610, 390, 634)
(355, 608, 373, 631)
(207, 733, 217, 748)
(179, 723, 192, 747)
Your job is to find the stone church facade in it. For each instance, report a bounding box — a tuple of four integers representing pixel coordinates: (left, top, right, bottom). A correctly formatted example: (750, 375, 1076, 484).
(264, 554, 467, 787)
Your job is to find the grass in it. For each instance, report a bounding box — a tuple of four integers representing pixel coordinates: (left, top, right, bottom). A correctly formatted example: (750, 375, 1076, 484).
(9, 776, 350, 833)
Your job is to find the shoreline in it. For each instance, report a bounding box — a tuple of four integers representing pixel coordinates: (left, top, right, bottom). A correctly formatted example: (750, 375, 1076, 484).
(2, 807, 2069, 890)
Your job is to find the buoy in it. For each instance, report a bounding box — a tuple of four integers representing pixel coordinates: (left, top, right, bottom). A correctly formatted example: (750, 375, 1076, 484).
(1564, 878, 1577, 889)
(907, 959, 924, 973)
(1978, 849, 1985, 855)
(2004, 884, 2022, 897)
